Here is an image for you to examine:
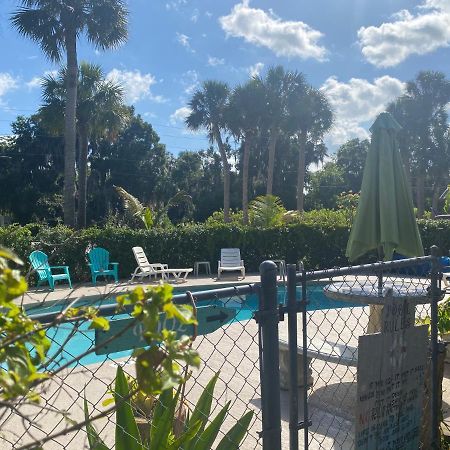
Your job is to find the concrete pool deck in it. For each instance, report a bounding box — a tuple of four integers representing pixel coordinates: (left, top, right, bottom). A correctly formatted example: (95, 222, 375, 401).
(20, 273, 263, 308)
(4, 274, 450, 449)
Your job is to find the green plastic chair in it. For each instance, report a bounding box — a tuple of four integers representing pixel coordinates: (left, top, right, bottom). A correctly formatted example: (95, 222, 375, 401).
(87, 247, 119, 285)
(29, 250, 72, 291)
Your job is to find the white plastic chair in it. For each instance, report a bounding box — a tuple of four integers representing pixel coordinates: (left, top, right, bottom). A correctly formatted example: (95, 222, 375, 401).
(443, 271, 450, 289)
(217, 248, 245, 280)
(130, 247, 192, 283)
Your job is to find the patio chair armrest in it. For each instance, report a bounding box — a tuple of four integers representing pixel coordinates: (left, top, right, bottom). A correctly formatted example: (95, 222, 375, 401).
(50, 265, 70, 274)
(218, 260, 221, 268)
(110, 262, 119, 267)
(241, 260, 244, 266)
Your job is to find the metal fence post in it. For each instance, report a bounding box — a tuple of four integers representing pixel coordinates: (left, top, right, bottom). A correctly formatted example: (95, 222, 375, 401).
(259, 260, 282, 450)
(287, 263, 299, 450)
(430, 245, 440, 449)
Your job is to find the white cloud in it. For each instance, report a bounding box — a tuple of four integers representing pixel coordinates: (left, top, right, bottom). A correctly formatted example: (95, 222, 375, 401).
(166, 0, 186, 11)
(106, 69, 166, 104)
(176, 32, 195, 53)
(191, 8, 199, 23)
(208, 56, 225, 66)
(358, 0, 450, 67)
(0, 73, 19, 108)
(219, 0, 327, 60)
(0, 73, 18, 97)
(26, 77, 43, 90)
(181, 70, 200, 95)
(248, 62, 264, 77)
(321, 75, 406, 145)
(26, 70, 58, 90)
(170, 106, 192, 125)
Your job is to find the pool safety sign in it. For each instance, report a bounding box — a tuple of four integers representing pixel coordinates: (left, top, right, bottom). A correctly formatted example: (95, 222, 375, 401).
(94, 304, 236, 355)
(355, 299, 428, 450)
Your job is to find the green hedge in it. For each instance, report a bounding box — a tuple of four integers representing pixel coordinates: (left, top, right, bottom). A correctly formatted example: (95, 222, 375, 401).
(0, 220, 449, 283)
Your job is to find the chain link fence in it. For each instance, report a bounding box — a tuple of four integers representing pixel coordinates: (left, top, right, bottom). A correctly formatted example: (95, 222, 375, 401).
(266, 254, 444, 450)
(1, 279, 264, 450)
(2, 251, 446, 450)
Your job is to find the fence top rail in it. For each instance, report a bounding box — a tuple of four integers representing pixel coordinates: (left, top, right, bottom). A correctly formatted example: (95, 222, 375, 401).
(297, 255, 435, 282)
(28, 282, 258, 325)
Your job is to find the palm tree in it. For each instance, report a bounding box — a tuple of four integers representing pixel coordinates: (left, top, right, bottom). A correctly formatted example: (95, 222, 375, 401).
(388, 71, 450, 217)
(39, 63, 128, 228)
(186, 81, 231, 222)
(12, 0, 128, 227)
(256, 66, 304, 195)
(249, 194, 286, 228)
(227, 79, 265, 224)
(288, 85, 333, 212)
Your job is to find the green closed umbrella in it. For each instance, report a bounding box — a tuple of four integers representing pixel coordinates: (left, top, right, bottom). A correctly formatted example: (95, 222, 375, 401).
(346, 112, 424, 262)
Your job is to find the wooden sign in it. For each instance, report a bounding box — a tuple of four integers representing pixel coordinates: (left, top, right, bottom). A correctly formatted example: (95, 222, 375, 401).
(355, 322, 428, 450)
(94, 305, 237, 355)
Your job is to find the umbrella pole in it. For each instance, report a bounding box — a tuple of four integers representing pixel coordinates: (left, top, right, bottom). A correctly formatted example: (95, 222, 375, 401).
(367, 247, 384, 334)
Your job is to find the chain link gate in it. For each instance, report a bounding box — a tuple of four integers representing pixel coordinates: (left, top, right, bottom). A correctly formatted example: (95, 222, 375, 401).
(258, 248, 444, 450)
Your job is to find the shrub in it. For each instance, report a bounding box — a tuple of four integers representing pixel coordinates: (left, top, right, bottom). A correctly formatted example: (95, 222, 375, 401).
(1, 217, 449, 282)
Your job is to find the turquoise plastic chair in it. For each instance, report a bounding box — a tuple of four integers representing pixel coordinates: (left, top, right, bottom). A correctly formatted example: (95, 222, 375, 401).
(87, 247, 119, 285)
(29, 250, 72, 291)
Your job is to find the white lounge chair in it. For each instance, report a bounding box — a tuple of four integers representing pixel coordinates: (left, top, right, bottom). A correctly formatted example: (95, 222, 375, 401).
(443, 272, 450, 289)
(217, 248, 245, 280)
(130, 247, 192, 283)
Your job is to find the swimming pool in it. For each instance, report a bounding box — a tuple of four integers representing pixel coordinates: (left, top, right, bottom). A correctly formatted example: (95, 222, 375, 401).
(34, 284, 361, 368)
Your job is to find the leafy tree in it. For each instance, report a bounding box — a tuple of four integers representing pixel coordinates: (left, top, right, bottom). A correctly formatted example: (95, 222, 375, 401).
(0, 116, 64, 223)
(39, 62, 128, 228)
(227, 79, 265, 224)
(305, 162, 346, 209)
(335, 138, 369, 193)
(186, 81, 232, 222)
(388, 71, 450, 216)
(12, 0, 128, 227)
(90, 112, 172, 223)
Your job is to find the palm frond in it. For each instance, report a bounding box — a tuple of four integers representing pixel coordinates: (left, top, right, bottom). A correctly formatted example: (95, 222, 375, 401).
(114, 185, 144, 216)
(11, 8, 65, 61)
(85, 0, 128, 50)
(249, 195, 286, 228)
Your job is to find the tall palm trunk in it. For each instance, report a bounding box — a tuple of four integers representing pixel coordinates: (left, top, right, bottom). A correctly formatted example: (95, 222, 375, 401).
(296, 131, 307, 212)
(416, 171, 425, 218)
(214, 126, 230, 223)
(63, 30, 78, 227)
(266, 127, 279, 195)
(77, 125, 89, 228)
(242, 134, 253, 225)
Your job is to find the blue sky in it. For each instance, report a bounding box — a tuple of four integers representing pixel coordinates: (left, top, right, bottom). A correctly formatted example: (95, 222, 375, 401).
(0, 0, 449, 155)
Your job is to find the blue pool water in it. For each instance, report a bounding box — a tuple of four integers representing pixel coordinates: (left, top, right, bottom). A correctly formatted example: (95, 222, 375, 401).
(33, 284, 361, 368)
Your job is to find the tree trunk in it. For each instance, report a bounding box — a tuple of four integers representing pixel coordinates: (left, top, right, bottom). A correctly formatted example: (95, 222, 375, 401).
(296, 131, 307, 212)
(214, 127, 230, 223)
(63, 30, 78, 228)
(77, 126, 88, 228)
(266, 127, 279, 195)
(242, 135, 252, 225)
(416, 172, 425, 218)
